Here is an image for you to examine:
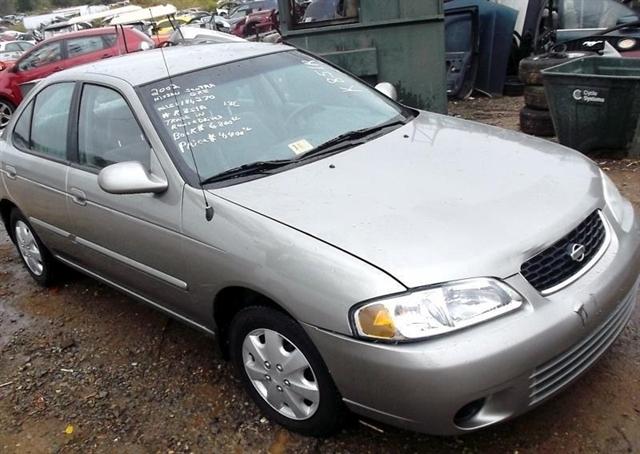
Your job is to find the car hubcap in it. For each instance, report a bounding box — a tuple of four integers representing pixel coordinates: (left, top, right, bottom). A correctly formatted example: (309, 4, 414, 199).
(0, 102, 12, 129)
(242, 328, 320, 420)
(15, 220, 44, 276)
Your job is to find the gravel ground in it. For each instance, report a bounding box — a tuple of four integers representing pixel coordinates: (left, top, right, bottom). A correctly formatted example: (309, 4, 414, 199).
(1, 96, 639, 453)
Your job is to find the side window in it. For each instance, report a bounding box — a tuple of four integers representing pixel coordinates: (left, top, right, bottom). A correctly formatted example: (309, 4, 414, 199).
(18, 42, 34, 52)
(102, 34, 117, 48)
(17, 41, 62, 71)
(12, 101, 33, 149)
(31, 83, 75, 159)
(66, 36, 107, 58)
(78, 85, 150, 170)
(295, 0, 359, 26)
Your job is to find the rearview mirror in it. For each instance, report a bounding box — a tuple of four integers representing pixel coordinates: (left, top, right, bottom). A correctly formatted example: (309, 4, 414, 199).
(375, 82, 398, 101)
(98, 161, 168, 195)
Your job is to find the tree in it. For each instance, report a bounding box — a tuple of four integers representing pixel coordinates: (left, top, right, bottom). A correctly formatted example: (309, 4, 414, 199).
(15, 0, 35, 13)
(0, 0, 15, 16)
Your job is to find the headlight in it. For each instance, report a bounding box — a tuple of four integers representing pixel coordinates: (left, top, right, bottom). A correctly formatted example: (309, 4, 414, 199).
(601, 170, 630, 226)
(352, 278, 524, 341)
(618, 38, 637, 50)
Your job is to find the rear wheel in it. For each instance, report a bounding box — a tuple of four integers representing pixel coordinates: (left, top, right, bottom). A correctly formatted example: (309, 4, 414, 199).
(229, 306, 345, 437)
(10, 209, 56, 286)
(0, 99, 14, 129)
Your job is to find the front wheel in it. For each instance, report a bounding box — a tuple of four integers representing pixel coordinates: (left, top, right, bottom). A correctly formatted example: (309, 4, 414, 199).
(229, 306, 346, 437)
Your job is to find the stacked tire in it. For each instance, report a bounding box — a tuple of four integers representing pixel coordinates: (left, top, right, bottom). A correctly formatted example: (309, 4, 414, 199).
(519, 52, 593, 137)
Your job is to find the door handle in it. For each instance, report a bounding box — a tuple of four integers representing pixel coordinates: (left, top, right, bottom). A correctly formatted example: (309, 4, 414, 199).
(4, 165, 16, 179)
(54, 66, 63, 71)
(69, 188, 87, 206)
(101, 54, 112, 59)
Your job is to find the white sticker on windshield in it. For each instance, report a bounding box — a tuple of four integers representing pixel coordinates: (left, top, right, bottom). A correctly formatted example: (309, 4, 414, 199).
(288, 139, 314, 155)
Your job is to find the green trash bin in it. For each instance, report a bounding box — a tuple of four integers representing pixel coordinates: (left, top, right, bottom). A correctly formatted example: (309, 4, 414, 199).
(542, 57, 640, 154)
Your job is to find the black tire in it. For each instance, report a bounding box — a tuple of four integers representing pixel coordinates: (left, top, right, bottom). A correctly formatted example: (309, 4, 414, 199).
(519, 52, 594, 86)
(9, 208, 57, 286)
(520, 106, 555, 137)
(0, 98, 15, 130)
(229, 306, 346, 437)
(503, 76, 524, 97)
(524, 85, 548, 110)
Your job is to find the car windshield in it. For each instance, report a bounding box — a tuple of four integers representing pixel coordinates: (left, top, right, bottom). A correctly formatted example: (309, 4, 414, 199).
(558, 0, 637, 29)
(140, 50, 406, 184)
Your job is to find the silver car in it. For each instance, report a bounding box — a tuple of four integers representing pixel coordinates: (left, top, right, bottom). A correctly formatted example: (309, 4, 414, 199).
(0, 43, 639, 437)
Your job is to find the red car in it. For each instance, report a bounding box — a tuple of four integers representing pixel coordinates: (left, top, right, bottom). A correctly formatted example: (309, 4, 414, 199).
(0, 27, 154, 128)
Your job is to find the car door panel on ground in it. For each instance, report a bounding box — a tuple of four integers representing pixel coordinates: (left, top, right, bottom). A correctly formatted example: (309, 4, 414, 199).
(65, 83, 191, 315)
(2, 82, 75, 252)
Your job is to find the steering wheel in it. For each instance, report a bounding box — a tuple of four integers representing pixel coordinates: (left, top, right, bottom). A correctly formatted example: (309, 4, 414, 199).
(283, 103, 325, 128)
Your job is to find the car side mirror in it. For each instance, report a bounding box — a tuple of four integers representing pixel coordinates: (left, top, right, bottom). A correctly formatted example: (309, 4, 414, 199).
(375, 82, 398, 101)
(98, 161, 168, 195)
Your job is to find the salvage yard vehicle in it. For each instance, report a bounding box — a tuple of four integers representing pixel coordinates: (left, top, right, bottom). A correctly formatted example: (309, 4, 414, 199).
(0, 27, 154, 129)
(0, 43, 639, 437)
(0, 41, 35, 68)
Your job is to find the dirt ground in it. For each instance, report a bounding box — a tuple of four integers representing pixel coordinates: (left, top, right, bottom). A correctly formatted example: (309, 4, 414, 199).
(1, 96, 639, 453)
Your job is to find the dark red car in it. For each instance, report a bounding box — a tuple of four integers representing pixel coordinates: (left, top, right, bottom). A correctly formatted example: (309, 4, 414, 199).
(0, 27, 154, 128)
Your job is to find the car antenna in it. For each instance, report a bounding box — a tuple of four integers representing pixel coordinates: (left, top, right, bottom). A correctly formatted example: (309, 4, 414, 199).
(152, 9, 214, 222)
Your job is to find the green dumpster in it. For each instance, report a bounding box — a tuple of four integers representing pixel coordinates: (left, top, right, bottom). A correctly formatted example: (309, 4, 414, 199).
(542, 57, 640, 154)
(278, 0, 447, 113)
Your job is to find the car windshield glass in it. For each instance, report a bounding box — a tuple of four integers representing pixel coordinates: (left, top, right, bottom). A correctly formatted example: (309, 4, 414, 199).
(558, 0, 637, 29)
(140, 50, 406, 184)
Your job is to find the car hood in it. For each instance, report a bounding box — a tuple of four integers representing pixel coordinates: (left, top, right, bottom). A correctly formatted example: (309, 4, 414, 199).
(212, 112, 603, 289)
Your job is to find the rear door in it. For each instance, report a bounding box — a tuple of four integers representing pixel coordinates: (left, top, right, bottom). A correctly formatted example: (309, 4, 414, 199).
(65, 82, 191, 317)
(62, 33, 119, 69)
(1, 82, 75, 253)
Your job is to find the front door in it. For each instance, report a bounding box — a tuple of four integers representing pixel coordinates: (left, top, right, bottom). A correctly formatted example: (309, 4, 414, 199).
(65, 83, 191, 316)
(13, 40, 64, 89)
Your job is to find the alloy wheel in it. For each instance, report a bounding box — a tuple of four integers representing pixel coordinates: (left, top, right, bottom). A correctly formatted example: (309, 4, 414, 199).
(0, 101, 12, 129)
(242, 328, 320, 420)
(15, 220, 44, 276)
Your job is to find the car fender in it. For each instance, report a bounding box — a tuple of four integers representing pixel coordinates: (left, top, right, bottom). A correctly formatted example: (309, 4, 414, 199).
(181, 185, 407, 335)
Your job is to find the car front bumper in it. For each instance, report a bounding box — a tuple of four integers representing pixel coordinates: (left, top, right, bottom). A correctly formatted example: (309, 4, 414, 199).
(304, 208, 640, 435)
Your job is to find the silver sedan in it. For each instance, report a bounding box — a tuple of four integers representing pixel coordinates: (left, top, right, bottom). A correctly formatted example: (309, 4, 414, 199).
(0, 43, 638, 436)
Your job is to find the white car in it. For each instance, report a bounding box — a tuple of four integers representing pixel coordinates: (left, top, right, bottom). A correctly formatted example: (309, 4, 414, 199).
(168, 25, 245, 45)
(0, 41, 34, 65)
(0, 41, 34, 53)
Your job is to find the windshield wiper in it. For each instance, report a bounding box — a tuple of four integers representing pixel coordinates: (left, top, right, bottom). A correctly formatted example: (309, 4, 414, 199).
(297, 118, 408, 161)
(200, 159, 295, 185)
(200, 118, 409, 185)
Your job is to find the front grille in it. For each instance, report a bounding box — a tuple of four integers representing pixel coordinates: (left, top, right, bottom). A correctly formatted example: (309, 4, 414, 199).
(529, 286, 637, 406)
(521, 211, 607, 293)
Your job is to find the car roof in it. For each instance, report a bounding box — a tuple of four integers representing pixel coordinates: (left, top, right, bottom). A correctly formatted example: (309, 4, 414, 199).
(59, 42, 291, 86)
(43, 27, 121, 41)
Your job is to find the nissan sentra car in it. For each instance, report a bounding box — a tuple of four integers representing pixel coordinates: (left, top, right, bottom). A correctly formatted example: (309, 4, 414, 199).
(0, 43, 638, 437)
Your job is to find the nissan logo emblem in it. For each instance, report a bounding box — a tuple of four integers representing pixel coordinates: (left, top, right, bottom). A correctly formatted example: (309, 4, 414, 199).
(569, 243, 587, 262)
